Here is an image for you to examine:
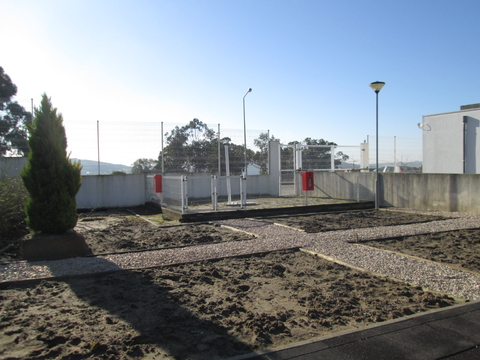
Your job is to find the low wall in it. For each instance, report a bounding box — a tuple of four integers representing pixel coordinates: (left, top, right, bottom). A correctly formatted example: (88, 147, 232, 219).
(297, 172, 480, 213)
(298, 172, 375, 202)
(76, 174, 146, 209)
(380, 173, 480, 213)
(76, 173, 277, 210)
(0, 157, 27, 180)
(6, 159, 479, 213)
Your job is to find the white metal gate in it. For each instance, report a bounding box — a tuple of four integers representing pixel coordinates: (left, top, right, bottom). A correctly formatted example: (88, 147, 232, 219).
(279, 143, 365, 197)
(280, 144, 296, 196)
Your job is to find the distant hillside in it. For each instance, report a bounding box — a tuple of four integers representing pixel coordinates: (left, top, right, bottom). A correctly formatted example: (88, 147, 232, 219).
(72, 159, 132, 175)
(371, 161, 423, 169)
(339, 160, 422, 169)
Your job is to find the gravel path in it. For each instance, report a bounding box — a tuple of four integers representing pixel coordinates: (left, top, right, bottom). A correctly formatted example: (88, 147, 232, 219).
(1, 210, 480, 300)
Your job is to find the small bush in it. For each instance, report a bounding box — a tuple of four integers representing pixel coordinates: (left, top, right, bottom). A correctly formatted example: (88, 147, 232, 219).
(0, 177, 28, 235)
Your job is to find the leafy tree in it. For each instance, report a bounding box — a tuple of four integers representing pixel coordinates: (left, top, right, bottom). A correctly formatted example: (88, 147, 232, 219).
(253, 132, 277, 174)
(0, 67, 32, 156)
(278, 138, 349, 171)
(131, 158, 159, 174)
(300, 138, 349, 170)
(160, 118, 220, 173)
(21, 94, 82, 234)
(155, 119, 269, 175)
(155, 119, 349, 175)
(221, 137, 255, 175)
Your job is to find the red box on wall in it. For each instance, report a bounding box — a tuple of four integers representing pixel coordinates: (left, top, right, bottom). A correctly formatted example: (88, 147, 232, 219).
(154, 174, 162, 193)
(302, 171, 314, 191)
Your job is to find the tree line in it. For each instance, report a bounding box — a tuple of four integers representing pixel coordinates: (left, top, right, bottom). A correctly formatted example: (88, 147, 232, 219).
(131, 118, 348, 175)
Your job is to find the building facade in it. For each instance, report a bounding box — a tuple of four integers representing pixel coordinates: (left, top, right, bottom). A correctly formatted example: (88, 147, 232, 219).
(422, 104, 480, 174)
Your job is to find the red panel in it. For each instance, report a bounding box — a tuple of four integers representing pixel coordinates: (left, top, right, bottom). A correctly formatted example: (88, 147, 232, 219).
(302, 172, 314, 191)
(154, 174, 162, 193)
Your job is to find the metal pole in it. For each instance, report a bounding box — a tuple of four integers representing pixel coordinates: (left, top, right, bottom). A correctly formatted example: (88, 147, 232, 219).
(218, 124, 221, 176)
(161, 122, 164, 173)
(225, 144, 232, 204)
(243, 96, 247, 176)
(97, 120, 100, 175)
(243, 88, 252, 176)
(375, 92, 379, 210)
(394, 135, 397, 168)
(267, 129, 270, 174)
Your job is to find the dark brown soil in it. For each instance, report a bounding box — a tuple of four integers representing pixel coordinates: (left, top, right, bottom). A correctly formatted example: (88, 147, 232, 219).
(262, 209, 448, 233)
(0, 249, 456, 360)
(0, 210, 255, 262)
(0, 207, 473, 359)
(363, 229, 480, 274)
(79, 217, 255, 255)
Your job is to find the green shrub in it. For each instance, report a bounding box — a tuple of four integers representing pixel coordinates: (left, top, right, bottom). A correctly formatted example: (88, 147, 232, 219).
(21, 94, 82, 234)
(0, 177, 28, 235)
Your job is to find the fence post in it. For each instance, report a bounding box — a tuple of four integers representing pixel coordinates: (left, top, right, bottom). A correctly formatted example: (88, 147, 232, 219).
(181, 175, 188, 214)
(331, 145, 335, 171)
(211, 175, 218, 211)
(240, 175, 246, 209)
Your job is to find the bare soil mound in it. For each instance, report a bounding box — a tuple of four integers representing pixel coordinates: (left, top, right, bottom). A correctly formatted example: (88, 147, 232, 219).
(0, 249, 457, 360)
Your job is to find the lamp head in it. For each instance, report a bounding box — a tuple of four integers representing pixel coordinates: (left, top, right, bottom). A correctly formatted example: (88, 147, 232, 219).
(248, 88, 252, 92)
(369, 81, 385, 93)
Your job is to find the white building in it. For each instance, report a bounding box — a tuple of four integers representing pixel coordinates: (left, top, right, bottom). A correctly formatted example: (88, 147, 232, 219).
(422, 104, 480, 174)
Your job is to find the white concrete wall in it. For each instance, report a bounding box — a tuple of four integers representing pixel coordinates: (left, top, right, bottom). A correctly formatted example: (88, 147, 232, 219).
(76, 174, 146, 209)
(423, 108, 480, 174)
(296, 171, 375, 202)
(381, 173, 480, 213)
(0, 157, 27, 180)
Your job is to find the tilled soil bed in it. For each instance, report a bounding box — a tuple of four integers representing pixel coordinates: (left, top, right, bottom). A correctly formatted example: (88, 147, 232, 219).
(262, 209, 448, 232)
(78, 217, 255, 256)
(0, 208, 474, 359)
(0, 208, 450, 262)
(0, 249, 457, 360)
(0, 211, 256, 262)
(258, 210, 445, 233)
(363, 229, 480, 274)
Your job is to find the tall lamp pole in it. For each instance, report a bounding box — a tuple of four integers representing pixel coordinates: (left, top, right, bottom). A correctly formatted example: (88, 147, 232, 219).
(370, 81, 385, 210)
(243, 88, 252, 176)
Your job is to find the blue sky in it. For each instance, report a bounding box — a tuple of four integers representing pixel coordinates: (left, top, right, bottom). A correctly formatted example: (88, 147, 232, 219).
(2, 0, 480, 165)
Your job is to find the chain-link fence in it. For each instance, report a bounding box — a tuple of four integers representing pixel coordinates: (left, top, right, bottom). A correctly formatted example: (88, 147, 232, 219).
(3, 111, 423, 176)
(368, 136, 423, 169)
(61, 120, 422, 175)
(62, 120, 267, 175)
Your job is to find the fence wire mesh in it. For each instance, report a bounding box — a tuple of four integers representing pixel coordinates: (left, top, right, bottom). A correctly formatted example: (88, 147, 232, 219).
(61, 120, 422, 175)
(62, 120, 267, 175)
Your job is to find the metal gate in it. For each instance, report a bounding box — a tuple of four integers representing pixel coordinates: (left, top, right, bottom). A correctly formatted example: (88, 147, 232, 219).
(279, 143, 364, 197)
(280, 144, 296, 196)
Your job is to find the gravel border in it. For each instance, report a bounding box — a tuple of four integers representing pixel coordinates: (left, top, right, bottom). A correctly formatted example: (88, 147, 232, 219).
(1, 209, 480, 300)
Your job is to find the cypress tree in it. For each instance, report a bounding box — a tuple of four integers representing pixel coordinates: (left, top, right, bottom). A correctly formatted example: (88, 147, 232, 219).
(21, 94, 82, 234)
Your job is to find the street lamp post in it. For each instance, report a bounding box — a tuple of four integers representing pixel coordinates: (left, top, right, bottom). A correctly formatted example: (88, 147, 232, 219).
(243, 88, 252, 176)
(370, 81, 385, 210)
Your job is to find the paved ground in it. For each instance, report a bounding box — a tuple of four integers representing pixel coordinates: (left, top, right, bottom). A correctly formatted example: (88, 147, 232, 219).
(231, 300, 480, 360)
